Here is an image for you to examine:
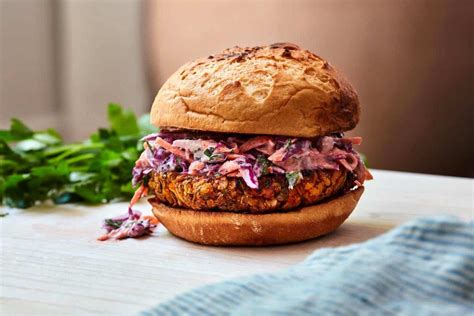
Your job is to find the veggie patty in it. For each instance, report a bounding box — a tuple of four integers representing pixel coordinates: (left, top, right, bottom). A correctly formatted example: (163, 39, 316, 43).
(148, 169, 349, 214)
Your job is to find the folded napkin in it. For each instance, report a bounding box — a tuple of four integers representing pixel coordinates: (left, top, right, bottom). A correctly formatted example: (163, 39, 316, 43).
(142, 217, 474, 315)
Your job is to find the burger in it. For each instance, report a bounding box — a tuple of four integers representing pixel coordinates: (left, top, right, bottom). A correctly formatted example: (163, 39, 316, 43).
(131, 43, 372, 246)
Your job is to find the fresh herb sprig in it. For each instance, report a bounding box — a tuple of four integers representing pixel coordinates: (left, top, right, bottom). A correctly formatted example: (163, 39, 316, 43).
(0, 103, 156, 209)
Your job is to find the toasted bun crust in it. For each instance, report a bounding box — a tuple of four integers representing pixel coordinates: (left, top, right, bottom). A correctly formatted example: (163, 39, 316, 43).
(150, 187, 364, 246)
(151, 43, 360, 138)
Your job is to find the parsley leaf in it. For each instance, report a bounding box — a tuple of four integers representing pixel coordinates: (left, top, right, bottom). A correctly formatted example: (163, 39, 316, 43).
(108, 103, 140, 136)
(0, 103, 157, 209)
(202, 147, 224, 162)
(203, 147, 215, 158)
(257, 156, 271, 175)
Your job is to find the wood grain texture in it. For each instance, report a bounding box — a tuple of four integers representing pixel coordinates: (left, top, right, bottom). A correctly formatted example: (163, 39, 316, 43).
(1, 170, 472, 315)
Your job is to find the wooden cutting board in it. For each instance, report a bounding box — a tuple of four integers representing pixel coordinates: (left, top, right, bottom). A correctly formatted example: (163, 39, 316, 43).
(1, 170, 472, 315)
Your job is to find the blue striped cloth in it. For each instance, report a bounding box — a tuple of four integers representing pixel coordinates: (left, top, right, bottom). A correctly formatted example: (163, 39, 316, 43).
(142, 217, 474, 315)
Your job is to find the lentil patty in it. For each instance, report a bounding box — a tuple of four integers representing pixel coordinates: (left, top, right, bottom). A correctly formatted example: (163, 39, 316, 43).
(148, 169, 348, 214)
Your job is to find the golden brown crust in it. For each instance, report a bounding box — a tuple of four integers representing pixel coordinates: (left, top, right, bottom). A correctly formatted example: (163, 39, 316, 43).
(148, 169, 348, 214)
(151, 43, 360, 138)
(150, 187, 364, 246)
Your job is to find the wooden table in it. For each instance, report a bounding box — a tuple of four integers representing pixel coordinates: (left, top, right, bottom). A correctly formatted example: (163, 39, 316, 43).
(1, 170, 472, 315)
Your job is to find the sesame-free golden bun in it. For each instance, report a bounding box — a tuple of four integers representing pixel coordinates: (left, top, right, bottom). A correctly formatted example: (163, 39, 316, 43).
(151, 43, 360, 138)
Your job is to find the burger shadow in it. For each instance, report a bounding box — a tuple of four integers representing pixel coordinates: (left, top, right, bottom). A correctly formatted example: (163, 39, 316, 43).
(213, 221, 395, 262)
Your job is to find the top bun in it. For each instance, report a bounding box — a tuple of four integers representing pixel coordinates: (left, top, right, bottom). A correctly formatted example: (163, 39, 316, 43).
(151, 43, 360, 137)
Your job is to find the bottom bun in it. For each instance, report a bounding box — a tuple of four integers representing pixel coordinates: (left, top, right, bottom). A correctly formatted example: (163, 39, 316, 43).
(150, 187, 364, 246)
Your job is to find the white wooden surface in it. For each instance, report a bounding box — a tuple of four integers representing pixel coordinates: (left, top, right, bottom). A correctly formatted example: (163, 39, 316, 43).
(1, 170, 472, 315)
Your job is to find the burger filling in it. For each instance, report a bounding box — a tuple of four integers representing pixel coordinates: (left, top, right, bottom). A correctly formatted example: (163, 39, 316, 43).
(133, 130, 371, 189)
(99, 130, 372, 239)
(131, 130, 371, 213)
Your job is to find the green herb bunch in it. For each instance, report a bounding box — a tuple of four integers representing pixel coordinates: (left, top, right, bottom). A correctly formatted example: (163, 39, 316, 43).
(0, 104, 156, 208)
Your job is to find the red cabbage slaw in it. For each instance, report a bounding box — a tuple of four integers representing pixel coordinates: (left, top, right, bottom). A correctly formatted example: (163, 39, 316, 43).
(98, 181, 158, 241)
(97, 207, 158, 241)
(133, 131, 372, 190)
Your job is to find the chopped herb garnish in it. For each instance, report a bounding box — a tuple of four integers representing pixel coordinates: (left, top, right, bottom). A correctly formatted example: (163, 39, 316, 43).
(210, 154, 224, 161)
(202, 146, 224, 162)
(286, 171, 303, 189)
(104, 218, 124, 230)
(257, 155, 271, 175)
(203, 147, 215, 158)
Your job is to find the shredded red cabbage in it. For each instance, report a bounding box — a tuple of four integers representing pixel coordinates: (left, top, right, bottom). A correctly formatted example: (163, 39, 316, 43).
(133, 130, 371, 189)
(98, 207, 157, 241)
